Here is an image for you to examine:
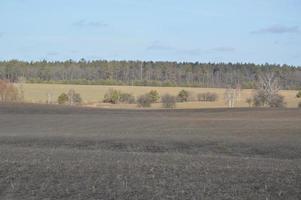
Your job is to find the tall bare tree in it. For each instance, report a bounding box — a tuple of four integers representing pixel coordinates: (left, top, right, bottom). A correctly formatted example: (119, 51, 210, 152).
(257, 71, 280, 103)
(224, 87, 236, 108)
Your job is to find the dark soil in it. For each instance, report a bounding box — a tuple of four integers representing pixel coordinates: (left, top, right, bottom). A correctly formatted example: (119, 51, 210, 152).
(0, 104, 300, 199)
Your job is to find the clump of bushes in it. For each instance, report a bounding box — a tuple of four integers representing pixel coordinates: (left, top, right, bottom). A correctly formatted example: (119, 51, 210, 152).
(252, 90, 285, 108)
(120, 93, 136, 104)
(161, 94, 176, 108)
(177, 90, 189, 102)
(148, 90, 160, 103)
(296, 91, 301, 98)
(103, 89, 121, 104)
(136, 90, 161, 107)
(246, 98, 253, 107)
(58, 89, 82, 105)
(67, 89, 82, 105)
(197, 92, 218, 102)
(58, 93, 69, 104)
(103, 89, 136, 104)
(268, 94, 285, 108)
(137, 94, 153, 107)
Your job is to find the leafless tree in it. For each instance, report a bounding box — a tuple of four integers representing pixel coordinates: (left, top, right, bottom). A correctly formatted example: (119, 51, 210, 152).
(253, 71, 285, 107)
(224, 87, 236, 108)
(257, 71, 280, 102)
(0, 80, 19, 103)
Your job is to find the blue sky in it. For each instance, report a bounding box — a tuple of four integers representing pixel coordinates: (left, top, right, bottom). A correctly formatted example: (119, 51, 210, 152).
(0, 0, 300, 65)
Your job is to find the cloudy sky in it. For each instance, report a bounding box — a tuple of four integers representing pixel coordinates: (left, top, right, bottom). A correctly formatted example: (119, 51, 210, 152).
(0, 0, 300, 65)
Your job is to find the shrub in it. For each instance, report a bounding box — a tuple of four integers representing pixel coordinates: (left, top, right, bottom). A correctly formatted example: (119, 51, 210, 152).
(177, 90, 189, 102)
(103, 89, 121, 104)
(246, 98, 253, 107)
(120, 93, 135, 104)
(58, 93, 69, 104)
(252, 90, 267, 107)
(253, 90, 286, 108)
(148, 90, 160, 103)
(268, 94, 286, 108)
(137, 94, 152, 107)
(72, 93, 82, 105)
(298, 102, 301, 108)
(197, 92, 218, 102)
(161, 94, 176, 108)
(67, 89, 82, 105)
(297, 91, 301, 98)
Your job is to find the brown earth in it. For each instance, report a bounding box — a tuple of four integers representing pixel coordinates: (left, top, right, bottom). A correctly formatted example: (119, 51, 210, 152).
(0, 104, 300, 199)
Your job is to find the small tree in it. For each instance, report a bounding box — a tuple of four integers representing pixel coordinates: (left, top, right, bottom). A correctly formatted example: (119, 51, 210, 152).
(58, 93, 69, 104)
(0, 80, 19, 103)
(148, 90, 160, 103)
(177, 90, 189, 102)
(296, 91, 301, 98)
(162, 94, 176, 108)
(103, 89, 121, 104)
(137, 94, 152, 107)
(224, 88, 236, 108)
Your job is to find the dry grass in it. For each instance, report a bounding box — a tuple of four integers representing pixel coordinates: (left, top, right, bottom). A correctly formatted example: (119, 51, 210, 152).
(18, 83, 300, 108)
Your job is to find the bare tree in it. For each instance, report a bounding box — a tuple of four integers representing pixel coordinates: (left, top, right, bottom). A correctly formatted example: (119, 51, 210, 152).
(67, 89, 75, 105)
(0, 80, 19, 103)
(257, 71, 280, 103)
(224, 87, 236, 108)
(253, 71, 285, 107)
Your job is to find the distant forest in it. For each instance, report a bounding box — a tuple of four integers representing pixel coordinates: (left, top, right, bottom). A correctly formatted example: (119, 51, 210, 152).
(0, 60, 301, 89)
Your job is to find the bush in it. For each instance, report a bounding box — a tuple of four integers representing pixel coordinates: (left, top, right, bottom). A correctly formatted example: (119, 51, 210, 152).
(120, 93, 135, 104)
(72, 93, 82, 105)
(246, 98, 253, 107)
(252, 90, 267, 107)
(161, 94, 176, 108)
(268, 94, 285, 108)
(253, 90, 286, 108)
(67, 89, 82, 105)
(58, 93, 69, 104)
(137, 94, 152, 107)
(296, 91, 301, 98)
(298, 102, 301, 108)
(148, 90, 160, 103)
(197, 92, 218, 102)
(103, 89, 121, 104)
(177, 90, 189, 102)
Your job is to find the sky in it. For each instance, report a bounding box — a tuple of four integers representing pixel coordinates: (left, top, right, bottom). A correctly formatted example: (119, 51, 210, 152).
(0, 0, 300, 66)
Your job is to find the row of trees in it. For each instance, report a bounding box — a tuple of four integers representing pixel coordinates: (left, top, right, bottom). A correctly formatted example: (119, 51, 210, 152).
(101, 89, 220, 108)
(1, 60, 301, 89)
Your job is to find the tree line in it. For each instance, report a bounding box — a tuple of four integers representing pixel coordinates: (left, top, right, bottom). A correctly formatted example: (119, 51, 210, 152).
(0, 60, 301, 89)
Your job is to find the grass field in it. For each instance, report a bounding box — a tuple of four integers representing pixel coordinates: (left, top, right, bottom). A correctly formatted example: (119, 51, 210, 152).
(0, 104, 300, 199)
(18, 83, 300, 108)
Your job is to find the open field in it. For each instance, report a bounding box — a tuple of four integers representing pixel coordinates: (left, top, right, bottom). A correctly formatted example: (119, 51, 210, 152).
(18, 83, 300, 108)
(0, 104, 300, 199)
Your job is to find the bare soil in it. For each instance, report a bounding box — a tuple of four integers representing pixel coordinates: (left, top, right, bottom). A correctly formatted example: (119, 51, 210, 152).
(0, 104, 300, 199)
